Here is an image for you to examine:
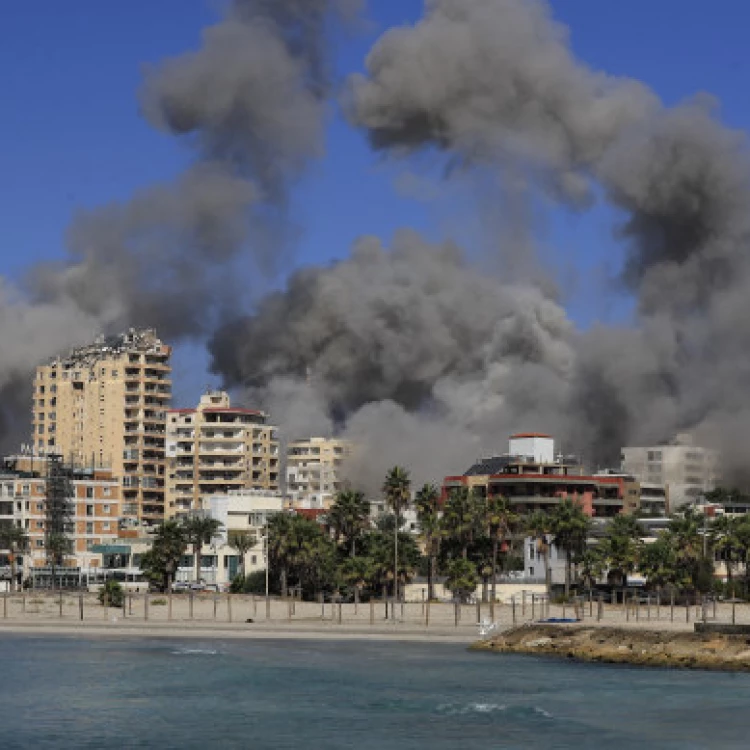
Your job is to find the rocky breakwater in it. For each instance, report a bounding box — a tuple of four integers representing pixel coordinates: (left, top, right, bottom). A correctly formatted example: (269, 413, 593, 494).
(473, 625, 750, 671)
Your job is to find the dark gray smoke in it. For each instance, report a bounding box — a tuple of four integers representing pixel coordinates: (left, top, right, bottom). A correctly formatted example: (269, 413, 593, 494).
(210, 230, 575, 488)
(339, 0, 750, 477)
(0, 0, 346, 451)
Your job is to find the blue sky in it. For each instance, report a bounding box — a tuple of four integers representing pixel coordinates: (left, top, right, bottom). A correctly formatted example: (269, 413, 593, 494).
(3, 0, 750, 403)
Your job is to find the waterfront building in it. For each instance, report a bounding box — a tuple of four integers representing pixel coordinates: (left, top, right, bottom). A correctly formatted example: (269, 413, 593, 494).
(0, 454, 122, 582)
(285, 437, 351, 510)
(444, 433, 633, 518)
(165, 391, 280, 519)
(620, 433, 719, 509)
(32, 328, 171, 527)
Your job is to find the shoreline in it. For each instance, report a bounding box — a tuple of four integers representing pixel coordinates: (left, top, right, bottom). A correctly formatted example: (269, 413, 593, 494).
(473, 624, 750, 671)
(0, 619, 475, 643)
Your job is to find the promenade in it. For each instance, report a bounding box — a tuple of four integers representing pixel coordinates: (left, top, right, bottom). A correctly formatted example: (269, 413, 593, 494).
(1, 590, 749, 641)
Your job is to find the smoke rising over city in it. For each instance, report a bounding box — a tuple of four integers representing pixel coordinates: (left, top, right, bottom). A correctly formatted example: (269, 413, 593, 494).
(3, 0, 750, 490)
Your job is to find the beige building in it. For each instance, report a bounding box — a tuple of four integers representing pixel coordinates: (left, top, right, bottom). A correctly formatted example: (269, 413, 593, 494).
(32, 329, 172, 527)
(621, 434, 719, 509)
(165, 391, 280, 519)
(286, 437, 351, 510)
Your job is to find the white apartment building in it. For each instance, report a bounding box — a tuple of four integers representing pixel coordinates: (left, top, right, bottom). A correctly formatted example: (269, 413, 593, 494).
(286, 437, 351, 510)
(621, 433, 720, 509)
(201, 490, 286, 583)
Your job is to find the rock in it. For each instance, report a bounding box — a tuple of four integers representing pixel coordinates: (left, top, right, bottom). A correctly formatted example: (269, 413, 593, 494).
(524, 637, 553, 648)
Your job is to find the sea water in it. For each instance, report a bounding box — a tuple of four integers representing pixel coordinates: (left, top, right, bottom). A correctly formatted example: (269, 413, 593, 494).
(1, 635, 749, 749)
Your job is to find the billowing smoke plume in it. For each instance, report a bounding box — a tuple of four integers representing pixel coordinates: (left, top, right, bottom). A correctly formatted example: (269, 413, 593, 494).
(210, 0, 750, 488)
(0, 0, 345, 450)
(340, 0, 750, 477)
(210, 230, 576, 488)
(5, 0, 750, 492)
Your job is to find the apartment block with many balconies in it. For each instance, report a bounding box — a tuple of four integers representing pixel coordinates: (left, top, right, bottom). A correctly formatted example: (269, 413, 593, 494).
(165, 391, 280, 519)
(285, 437, 352, 510)
(32, 328, 171, 527)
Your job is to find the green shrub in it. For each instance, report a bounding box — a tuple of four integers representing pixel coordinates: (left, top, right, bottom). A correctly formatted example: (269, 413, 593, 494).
(98, 580, 124, 608)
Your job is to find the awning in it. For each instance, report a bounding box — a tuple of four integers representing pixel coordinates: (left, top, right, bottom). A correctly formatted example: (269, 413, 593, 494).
(90, 545, 131, 555)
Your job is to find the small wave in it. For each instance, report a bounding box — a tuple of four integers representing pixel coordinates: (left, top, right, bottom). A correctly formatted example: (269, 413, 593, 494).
(170, 648, 219, 656)
(436, 702, 507, 716)
(436, 703, 554, 719)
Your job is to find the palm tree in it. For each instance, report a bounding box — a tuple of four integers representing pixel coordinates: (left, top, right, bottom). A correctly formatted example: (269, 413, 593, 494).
(182, 516, 224, 583)
(327, 490, 371, 557)
(443, 486, 481, 560)
(140, 521, 187, 592)
(0, 524, 29, 592)
(600, 513, 644, 587)
(525, 511, 553, 595)
(414, 484, 442, 601)
(46, 532, 73, 589)
(485, 494, 518, 604)
(268, 512, 296, 598)
(550, 499, 591, 596)
(382, 467, 411, 604)
(710, 515, 741, 597)
(230, 530, 257, 580)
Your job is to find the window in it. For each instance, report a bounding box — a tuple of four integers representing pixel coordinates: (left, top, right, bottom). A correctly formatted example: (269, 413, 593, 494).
(36, 521, 43, 529)
(36, 539, 44, 548)
(86, 522, 94, 534)
(103, 504, 110, 514)
(112, 369, 118, 377)
(36, 503, 43, 512)
(86, 505, 94, 517)
(103, 522, 110, 531)
(22, 485, 29, 496)
(251, 555, 257, 565)
(103, 487, 111, 498)
(647, 450, 662, 461)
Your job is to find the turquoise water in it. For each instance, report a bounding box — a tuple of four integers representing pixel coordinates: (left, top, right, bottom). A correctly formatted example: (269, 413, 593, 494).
(2, 636, 750, 749)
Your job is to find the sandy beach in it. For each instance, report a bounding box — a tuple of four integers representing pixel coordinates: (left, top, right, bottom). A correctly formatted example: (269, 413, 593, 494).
(1, 590, 749, 643)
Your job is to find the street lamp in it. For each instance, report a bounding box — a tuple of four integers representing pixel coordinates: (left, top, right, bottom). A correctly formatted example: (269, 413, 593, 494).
(264, 516, 269, 600)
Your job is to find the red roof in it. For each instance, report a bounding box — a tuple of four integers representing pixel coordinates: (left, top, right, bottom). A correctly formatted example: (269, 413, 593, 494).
(510, 432, 552, 439)
(294, 508, 328, 521)
(168, 408, 196, 414)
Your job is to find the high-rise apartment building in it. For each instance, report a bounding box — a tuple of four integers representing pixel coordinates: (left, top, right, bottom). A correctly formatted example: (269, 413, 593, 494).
(32, 329, 171, 527)
(165, 391, 280, 519)
(286, 437, 351, 510)
(621, 433, 720, 509)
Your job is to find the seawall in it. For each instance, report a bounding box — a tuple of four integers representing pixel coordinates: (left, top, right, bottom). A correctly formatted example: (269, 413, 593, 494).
(473, 624, 750, 671)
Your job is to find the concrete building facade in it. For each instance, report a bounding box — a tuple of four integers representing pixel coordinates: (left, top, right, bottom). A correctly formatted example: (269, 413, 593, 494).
(0, 455, 122, 579)
(444, 435, 634, 518)
(165, 392, 280, 519)
(285, 437, 351, 510)
(621, 434, 719, 509)
(32, 329, 171, 526)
